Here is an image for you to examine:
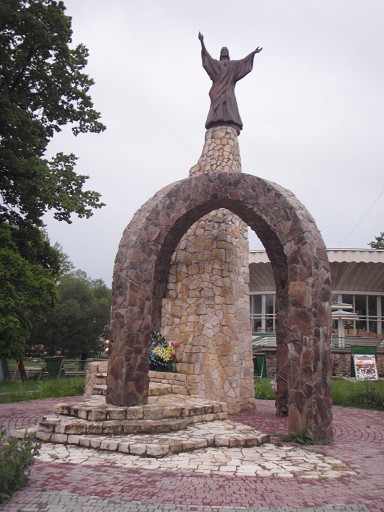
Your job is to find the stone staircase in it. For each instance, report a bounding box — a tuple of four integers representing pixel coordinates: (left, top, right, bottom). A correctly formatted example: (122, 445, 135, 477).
(85, 362, 189, 397)
(11, 361, 270, 458)
(13, 395, 269, 458)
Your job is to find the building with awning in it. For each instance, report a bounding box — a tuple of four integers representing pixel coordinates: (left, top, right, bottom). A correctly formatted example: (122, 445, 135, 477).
(249, 249, 384, 376)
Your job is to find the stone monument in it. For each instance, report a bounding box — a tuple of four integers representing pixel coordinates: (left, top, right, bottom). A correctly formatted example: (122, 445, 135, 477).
(13, 35, 333, 449)
(105, 35, 333, 441)
(160, 34, 263, 413)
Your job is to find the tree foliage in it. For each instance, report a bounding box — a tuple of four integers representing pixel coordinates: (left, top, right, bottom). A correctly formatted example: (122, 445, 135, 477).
(0, 0, 107, 358)
(0, 0, 106, 226)
(0, 224, 57, 359)
(29, 270, 111, 358)
(369, 233, 384, 249)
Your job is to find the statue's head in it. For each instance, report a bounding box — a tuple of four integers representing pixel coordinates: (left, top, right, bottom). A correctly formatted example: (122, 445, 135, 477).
(220, 47, 230, 61)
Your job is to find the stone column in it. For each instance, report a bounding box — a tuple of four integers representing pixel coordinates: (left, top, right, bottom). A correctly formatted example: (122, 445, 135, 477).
(161, 126, 255, 413)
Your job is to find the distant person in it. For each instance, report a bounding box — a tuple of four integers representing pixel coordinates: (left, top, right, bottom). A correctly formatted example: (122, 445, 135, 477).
(199, 32, 262, 134)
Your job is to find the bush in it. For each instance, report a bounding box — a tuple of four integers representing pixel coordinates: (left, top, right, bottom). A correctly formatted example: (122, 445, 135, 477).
(0, 430, 40, 504)
(254, 378, 276, 399)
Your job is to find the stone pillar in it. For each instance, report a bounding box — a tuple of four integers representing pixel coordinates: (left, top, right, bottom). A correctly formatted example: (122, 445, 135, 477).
(161, 126, 255, 413)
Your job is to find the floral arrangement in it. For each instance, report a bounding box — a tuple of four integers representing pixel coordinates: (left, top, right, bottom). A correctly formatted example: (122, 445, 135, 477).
(149, 331, 178, 372)
(152, 344, 176, 362)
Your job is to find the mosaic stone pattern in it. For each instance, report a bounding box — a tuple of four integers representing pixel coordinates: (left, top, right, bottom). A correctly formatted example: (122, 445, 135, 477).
(107, 169, 332, 441)
(161, 126, 254, 414)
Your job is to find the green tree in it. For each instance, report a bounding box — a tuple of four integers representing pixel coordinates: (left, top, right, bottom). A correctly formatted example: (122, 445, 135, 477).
(0, 0, 106, 358)
(0, 224, 56, 359)
(29, 270, 111, 358)
(369, 233, 384, 249)
(0, 0, 106, 226)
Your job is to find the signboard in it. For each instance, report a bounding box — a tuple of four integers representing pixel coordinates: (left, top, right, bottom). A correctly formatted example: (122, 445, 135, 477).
(352, 354, 378, 381)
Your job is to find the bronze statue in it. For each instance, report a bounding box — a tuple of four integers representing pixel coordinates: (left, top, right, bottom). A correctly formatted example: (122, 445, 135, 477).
(198, 32, 262, 134)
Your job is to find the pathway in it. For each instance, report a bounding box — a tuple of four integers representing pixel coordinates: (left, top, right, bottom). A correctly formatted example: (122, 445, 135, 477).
(0, 398, 383, 511)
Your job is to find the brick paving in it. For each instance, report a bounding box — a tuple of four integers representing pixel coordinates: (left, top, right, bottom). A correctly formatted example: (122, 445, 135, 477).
(1, 398, 383, 511)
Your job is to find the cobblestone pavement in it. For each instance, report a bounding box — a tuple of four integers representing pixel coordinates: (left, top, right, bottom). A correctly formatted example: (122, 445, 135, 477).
(0, 489, 372, 512)
(34, 440, 355, 479)
(1, 398, 383, 511)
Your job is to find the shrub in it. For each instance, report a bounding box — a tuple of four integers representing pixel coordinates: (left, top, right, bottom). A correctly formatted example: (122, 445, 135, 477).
(0, 430, 41, 504)
(254, 378, 276, 400)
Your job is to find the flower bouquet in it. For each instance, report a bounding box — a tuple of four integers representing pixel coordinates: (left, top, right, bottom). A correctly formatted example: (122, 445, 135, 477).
(149, 331, 177, 372)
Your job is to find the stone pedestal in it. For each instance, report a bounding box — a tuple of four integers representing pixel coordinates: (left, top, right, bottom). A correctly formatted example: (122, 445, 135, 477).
(161, 127, 255, 413)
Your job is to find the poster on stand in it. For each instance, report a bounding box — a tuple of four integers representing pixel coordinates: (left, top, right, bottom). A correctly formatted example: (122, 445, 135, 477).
(353, 354, 378, 381)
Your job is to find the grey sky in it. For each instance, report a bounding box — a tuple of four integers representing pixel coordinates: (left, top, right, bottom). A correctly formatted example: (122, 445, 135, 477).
(44, 0, 384, 285)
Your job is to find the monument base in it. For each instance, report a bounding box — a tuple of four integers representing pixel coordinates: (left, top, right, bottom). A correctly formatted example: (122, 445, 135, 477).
(11, 394, 270, 458)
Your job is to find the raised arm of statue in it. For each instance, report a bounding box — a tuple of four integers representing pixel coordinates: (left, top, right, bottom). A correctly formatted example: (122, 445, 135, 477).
(198, 34, 263, 134)
(199, 32, 218, 82)
(198, 32, 208, 56)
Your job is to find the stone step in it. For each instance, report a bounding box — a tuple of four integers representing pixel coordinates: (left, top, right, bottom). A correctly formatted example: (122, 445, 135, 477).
(91, 381, 189, 397)
(37, 414, 212, 436)
(13, 420, 270, 458)
(149, 370, 187, 384)
(52, 395, 226, 422)
(92, 384, 106, 395)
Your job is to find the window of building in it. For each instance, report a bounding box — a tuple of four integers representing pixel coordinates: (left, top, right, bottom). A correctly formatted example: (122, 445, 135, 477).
(250, 294, 275, 333)
(251, 292, 384, 337)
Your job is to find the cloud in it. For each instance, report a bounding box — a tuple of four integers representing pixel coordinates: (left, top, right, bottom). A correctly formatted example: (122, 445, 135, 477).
(44, 0, 384, 284)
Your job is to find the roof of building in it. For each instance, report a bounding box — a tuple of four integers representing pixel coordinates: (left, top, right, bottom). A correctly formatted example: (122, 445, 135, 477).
(249, 249, 384, 293)
(252, 334, 384, 350)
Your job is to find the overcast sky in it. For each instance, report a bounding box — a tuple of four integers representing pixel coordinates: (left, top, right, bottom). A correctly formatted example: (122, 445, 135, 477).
(44, 0, 384, 286)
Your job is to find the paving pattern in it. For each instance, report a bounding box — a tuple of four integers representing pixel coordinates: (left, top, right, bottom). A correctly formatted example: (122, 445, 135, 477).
(35, 439, 355, 479)
(1, 398, 384, 511)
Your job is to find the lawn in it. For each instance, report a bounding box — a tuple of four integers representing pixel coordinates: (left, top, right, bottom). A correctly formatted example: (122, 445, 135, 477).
(1, 375, 383, 410)
(254, 377, 384, 411)
(0, 377, 85, 404)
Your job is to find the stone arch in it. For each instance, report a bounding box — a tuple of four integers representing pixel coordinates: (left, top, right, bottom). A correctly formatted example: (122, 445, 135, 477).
(107, 172, 333, 440)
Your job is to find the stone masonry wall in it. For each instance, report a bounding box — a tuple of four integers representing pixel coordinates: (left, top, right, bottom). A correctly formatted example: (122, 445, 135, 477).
(108, 171, 332, 439)
(161, 127, 255, 413)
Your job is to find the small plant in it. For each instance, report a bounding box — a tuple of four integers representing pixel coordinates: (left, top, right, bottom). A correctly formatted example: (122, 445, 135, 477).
(253, 377, 276, 399)
(279, 428, 331, 446)
(0, 430, 41, 504)
(149, 332, 178, 372)
(281, 427, 314, 445)
(316, 438, 331, 445)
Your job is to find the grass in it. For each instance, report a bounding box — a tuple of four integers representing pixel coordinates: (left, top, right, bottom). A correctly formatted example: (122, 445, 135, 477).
(8, 359, 43, 369)
(254, 377, 276, 400)
(1, 375, 383, 410)
(332, 378, 384, 410)
(0, 377, 85, 404)
(254, 377, 384, 411)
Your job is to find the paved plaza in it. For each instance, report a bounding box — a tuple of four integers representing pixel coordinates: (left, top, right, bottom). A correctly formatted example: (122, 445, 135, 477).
(0, 398, 383, 511)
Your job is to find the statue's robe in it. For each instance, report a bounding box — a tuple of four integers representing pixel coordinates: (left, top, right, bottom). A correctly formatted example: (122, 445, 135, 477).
(202, 49, 256, 133)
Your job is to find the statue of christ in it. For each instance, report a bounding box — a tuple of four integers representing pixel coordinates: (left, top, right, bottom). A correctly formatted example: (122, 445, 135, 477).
(199, 32, 262, 134)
